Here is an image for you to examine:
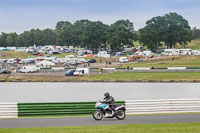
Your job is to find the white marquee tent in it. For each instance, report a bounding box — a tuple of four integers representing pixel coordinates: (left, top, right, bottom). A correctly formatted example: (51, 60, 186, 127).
(36, 60, 55, 68)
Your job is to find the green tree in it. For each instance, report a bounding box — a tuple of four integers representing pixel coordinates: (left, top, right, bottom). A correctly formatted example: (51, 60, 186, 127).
(72, 19, 91, 47)
(164, 12, 192, 48)
(41, 29, 57, 46)
(139, 12, 192, 52)
(56, 21, 72, 31)
(107, 19, 137, 52)
(56, 19, 108, 50)
(56, 22, 74, 46)
(81, 20, 108, 51)
(6, 32, 18, 46)
(17, 29, 56, 47)
(139, 16, 166, 52)
(0, 33, 8, 47)
(17, 29, 42, 47)
(192, 27, 200, 39)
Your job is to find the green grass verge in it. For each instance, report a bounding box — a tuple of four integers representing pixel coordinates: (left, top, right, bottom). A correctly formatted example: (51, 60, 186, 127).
(0, 123, 200, 133)
(2, 72, 200, 82)
(80, 72, 200, 82)
(120, 56, 200, 68)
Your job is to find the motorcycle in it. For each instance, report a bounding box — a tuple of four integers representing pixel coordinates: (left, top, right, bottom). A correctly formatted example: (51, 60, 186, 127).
(92, 100, 126, 120)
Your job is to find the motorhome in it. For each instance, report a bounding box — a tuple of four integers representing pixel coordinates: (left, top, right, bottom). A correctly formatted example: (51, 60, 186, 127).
(19, 66, 38, 73)
(73, 68, 90, 76)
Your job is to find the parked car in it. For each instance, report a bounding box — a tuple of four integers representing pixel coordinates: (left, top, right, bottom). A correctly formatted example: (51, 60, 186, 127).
(15, 58, 21, 63)
(112, 52, 126, 56)
(119, 57, 129, 63)
(87, 59, 96, 63)
(120, 52, 126, 56)
(32, 51, 39, 55)
(0, 69, 11, 74)
(52, 51, 60, 54)
(65, 69, 76, 76)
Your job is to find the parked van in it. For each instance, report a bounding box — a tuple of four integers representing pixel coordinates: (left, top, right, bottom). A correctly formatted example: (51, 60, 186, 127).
(73, 68, 90, 76)
(19, 66, 38, 73)
(119, 57, 129, 63)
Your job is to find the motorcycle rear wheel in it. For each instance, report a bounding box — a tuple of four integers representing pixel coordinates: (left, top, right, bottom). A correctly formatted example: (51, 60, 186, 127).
(93, 110, 103, 120)
(116, 109, 126, 120)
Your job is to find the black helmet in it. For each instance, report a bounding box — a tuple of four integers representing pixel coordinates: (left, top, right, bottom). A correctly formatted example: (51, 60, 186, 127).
(104, 92, 110, 98)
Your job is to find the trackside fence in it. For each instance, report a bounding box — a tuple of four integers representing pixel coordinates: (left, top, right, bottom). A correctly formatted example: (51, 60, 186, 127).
(1, 99, 200, 118)
(0, 103, 18, 118)
(125, 98, 200, 114)
(18, 101, 125, 117)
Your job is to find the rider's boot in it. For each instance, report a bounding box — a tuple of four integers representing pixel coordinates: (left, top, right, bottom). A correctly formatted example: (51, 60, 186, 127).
(104, 113, 111, 118)
(111, 110, 114, 116)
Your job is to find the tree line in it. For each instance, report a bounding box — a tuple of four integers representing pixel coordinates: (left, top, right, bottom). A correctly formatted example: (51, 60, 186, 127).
(0, 12, 199, 52)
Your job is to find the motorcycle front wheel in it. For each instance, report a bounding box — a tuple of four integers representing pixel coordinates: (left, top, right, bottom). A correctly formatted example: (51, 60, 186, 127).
(92, 110, 103, 120)
(116, 109, 126, 120)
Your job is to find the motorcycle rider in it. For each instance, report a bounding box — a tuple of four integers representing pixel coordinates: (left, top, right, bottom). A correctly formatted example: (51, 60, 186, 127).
(103, 92, 116, 117)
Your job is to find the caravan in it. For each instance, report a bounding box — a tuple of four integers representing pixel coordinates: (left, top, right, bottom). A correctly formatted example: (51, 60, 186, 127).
(179, 49, 192, 56)
(162, 49, 179, 56)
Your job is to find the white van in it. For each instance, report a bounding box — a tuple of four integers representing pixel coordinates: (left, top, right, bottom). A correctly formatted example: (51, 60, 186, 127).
(119, 57, 129, 63)
(73, 68, 90, 76)
(19, 66, 38, 73)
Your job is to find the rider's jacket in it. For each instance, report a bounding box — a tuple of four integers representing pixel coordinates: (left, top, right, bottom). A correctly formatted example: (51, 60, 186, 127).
(104, 95, 116, 106)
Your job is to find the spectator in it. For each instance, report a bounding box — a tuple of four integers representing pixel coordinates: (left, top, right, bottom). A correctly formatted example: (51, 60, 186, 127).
(127, 66, 130, 70)
(172, 57, 175, 61)
(106, 59, 108, 65)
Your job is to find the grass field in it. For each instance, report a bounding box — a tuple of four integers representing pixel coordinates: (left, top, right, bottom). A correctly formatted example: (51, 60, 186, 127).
(133, 38, 200, 50)
(1, 72, 200, 82)
(0, 51, 77, 59)
(0, 51, 34, 59)
(187, 38, 200, 50)
(120, 56, 200, 68)
(82, 72, 200, 82)
(0, 123, 200, 133)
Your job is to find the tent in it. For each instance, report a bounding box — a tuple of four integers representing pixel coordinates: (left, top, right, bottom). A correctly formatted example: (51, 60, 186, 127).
(85, 54, 94, 57)
(36, 60, 55, 68)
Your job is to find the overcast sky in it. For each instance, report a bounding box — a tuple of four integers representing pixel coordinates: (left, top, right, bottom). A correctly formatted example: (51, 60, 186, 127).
(0, 0, 199, 33)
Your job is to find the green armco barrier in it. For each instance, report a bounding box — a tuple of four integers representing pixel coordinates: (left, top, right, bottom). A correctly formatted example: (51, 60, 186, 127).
(186, 67, 200, 69)
(116, 68, 126, 70)
(18, 101, 125, 117)
(40, 68, 52, 70)
(155, 68, 167, 70)
(89, 68, 99, 70)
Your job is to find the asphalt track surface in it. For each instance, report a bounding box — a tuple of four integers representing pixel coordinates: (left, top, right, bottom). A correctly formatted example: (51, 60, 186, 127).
(0, 114, 200, 128)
